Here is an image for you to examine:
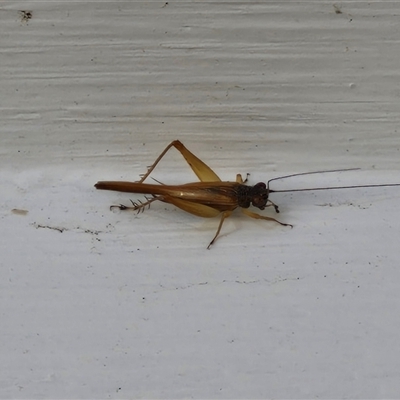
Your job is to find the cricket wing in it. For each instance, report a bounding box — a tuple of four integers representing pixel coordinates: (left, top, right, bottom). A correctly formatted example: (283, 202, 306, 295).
(184, 183, 241, 211)
(95, 181, 170, 194)
(95, 181, 241, 212)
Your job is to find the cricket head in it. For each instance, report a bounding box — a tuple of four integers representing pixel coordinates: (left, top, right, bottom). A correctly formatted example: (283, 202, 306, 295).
(250, 182, 269, 210)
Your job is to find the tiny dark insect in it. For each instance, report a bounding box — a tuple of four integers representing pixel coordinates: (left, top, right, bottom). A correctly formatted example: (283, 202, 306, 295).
(19, 10, 32, 22)
(95, 140, 400, 248)
(333, 4, 343, 14)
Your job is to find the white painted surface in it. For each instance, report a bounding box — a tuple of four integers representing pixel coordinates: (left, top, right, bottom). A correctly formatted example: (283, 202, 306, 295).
(1, 2, 400, 398)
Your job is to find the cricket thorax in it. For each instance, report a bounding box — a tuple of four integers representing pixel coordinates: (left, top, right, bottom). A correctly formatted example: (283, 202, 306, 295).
(236, 182, 269, 210)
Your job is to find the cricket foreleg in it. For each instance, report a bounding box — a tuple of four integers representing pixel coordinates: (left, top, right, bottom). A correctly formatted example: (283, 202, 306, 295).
(266, 199, 280, 213)
(241, 208, 293, 228)
(138, 140, 221, 184)
(110, 196, 161, 213)
(207, 211, 233, 249)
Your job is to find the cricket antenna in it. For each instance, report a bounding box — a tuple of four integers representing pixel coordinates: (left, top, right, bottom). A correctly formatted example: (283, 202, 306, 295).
(267, 168, 360, 189)
(267, 168, 400, 193)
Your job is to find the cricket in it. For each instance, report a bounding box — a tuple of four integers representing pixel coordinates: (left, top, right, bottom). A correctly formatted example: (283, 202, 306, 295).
(95, 140, 400, 248)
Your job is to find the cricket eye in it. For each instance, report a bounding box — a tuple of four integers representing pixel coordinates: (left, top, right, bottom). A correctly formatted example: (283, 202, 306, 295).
(254, 182, 266, 189)
(252, 195, 266, 209)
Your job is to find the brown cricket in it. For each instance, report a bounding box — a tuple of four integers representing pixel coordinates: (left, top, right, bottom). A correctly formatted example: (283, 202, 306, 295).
(95, 140, 400, 248)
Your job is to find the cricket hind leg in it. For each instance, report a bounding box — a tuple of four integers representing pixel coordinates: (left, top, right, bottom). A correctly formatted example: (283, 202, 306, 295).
(207, 211, 233, 249)
(110, 195, 162, 213)
(241, 208, 293, 228)
(138, 140, 221, 184)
